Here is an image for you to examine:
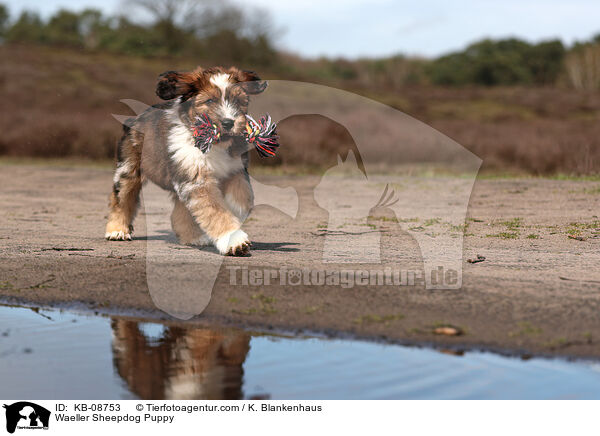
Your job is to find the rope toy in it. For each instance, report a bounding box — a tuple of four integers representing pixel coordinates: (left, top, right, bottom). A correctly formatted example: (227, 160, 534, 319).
(192, 113, 220, 153)
(192, 113, 280, 157)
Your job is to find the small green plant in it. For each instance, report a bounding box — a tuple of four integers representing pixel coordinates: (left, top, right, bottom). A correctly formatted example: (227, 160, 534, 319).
(232, 308, 258, 315)
(251, 293, 276, 304)
(249, 293, 278, 314)
(368, 216, 400, 223)
(583, 186, 600, 194)
(498, 217, 523, 230)
(486, 232, 519, 239)
(231, 293, 278, 315)
(448, 223, 467, 233)
(509, 321, 542, 337)
(544, 337, 569, 349)
(526, 234, 539, 239)
(354, 313, 404, 325)
(566, 220, 600, 236)
(424, 218, 442, 226)
(303, 306, 321, 314)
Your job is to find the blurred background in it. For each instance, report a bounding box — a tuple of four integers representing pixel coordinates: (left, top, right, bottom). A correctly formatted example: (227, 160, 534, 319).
(1, 0, 599, 174)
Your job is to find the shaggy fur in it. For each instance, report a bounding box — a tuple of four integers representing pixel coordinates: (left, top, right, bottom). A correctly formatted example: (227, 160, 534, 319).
(105, 66, 266, 255)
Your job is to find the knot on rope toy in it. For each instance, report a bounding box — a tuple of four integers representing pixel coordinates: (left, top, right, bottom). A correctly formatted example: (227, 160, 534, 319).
(192, 113, 221, 153)
(192, 113, 280, 157)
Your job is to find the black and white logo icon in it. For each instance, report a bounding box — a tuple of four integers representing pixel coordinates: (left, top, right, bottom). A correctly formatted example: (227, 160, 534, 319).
(3, 402, 50, 434)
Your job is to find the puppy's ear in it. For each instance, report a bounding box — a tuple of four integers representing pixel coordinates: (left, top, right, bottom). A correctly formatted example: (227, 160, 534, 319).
(236, 70, 268, 95)
(156, 71, 200, 101)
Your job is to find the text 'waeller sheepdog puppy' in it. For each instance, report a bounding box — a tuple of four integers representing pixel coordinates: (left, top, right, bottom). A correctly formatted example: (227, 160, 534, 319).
(105, 67, 269, 256)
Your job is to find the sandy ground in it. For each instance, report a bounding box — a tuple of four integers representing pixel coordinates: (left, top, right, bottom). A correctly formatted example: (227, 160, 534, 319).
(1, 162, 600, 358)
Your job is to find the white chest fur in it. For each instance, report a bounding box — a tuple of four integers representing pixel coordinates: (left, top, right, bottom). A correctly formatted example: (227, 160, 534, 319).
(166, 107, 243, 180)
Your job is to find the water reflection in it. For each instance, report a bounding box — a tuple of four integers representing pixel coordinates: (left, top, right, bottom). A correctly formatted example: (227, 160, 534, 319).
(111, 320, 250, 400)
(3, 304, 600, 400)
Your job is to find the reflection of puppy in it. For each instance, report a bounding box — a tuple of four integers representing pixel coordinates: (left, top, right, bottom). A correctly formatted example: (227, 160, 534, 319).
(105, 67, 267, 255)
(111, 320, 250, 400)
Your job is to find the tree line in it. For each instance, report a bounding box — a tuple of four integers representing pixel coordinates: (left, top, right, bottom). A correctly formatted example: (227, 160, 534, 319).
(1, 1, 599, 89)
(0, 1, 276, 66)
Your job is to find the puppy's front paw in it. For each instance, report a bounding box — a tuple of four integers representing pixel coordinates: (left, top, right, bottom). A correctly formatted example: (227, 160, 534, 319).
(105, 224, 133, 241)
(216, 229, 251, 256)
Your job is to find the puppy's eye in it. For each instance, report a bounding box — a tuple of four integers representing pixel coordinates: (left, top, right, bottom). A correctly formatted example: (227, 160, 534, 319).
(203, 98, 215, 105)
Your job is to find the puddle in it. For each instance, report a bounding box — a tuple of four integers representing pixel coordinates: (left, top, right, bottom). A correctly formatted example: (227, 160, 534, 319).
(1, 304, 600, 399)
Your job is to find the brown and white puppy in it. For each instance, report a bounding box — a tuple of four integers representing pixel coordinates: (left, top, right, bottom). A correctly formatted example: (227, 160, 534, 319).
(105, 67, 267, 255)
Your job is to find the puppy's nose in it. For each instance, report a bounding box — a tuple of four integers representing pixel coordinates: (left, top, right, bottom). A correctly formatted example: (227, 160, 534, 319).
(222, 119, 234, 131)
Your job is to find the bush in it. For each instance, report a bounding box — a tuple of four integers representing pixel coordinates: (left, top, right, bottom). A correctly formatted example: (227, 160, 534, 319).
(5, 11, 45, 44)
(0, 3, 8, 37)
(427, 38, 565, 86)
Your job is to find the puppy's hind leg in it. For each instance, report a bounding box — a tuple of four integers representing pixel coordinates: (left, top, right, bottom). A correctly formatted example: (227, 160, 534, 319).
(171, 196, 210, 246)
(105, 163, 142, 240)
(105, 131, 143, 242)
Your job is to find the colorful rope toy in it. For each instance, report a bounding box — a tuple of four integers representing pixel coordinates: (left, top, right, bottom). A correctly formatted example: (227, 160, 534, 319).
(192, 113, 221, 153)
(192, 113, 280, 157)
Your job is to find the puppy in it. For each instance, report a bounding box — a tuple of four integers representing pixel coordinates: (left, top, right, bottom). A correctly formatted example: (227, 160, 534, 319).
(105, 67, 267, 255)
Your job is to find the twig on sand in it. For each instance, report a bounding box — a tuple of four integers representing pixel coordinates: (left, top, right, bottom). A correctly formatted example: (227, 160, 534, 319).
(107, 252, 136, 260)
(66, 252, 135, 260)
(26, 275, 56, 289)
(41, 247, 94, 252)
(312, 229, 386, 237)
(559, 276, 600, 284)
(467, 255, 486, 264)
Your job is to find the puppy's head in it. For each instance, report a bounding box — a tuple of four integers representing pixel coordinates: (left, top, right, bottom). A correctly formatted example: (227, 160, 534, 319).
(156, 67, 267, 137)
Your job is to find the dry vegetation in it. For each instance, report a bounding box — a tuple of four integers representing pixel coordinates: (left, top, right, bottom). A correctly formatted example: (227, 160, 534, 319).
(1, 44, 600, 175)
